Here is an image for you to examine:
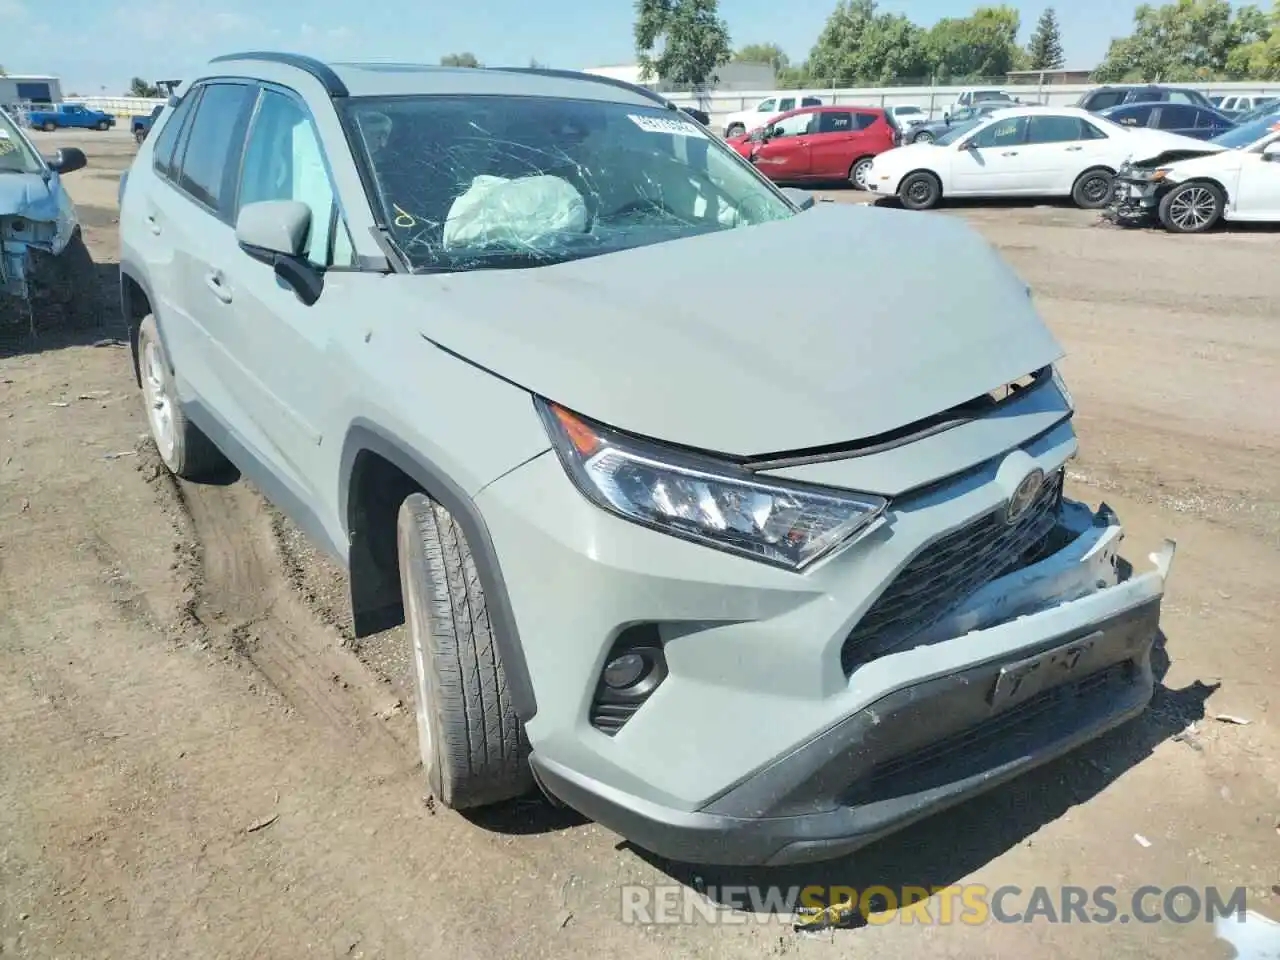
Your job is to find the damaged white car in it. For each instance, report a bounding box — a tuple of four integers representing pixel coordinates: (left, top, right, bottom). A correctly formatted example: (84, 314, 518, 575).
(1108, 111, 1280, 233)
(0, 106, 96, 335)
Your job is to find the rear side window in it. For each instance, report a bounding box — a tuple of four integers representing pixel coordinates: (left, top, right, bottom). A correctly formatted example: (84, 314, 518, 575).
(1168, 91, 1199, 105)
(177, 83, 258, 214)
(152, 89, 201, 181)
(1156, 104, 1198, 129)
(1081, 120, 1107, 139)
(1027, 114, 1087, 143)
(778, 98, 796, 112)
(801, 96, 822, 107)
(853, 112, 879, 131)
(1195, 110, 1220, 129)
(817, 111, 853, 133)
(1130, 89, 1162, 103)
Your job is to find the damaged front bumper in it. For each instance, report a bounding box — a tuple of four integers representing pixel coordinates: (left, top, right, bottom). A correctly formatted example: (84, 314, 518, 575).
(1, 215, 66, 302)
(1105, 165, 1172, 225)
(531, 500, 1176, 867)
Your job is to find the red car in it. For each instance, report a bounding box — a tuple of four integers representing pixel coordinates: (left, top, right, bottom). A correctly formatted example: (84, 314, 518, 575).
(727, 105, 899, 190)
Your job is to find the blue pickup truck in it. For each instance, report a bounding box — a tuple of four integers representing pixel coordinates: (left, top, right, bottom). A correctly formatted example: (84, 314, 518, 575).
(130, 105, 164, 144)
(28, 103, 116, 132)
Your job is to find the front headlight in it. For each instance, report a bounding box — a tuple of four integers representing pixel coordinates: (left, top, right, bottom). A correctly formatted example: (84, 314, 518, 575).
(1051, 364, 1074, 411)
(536, 400, 887, 571)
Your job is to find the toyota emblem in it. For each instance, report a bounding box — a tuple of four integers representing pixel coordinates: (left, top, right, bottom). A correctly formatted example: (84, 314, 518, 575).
(1005, 468, 1045, 525)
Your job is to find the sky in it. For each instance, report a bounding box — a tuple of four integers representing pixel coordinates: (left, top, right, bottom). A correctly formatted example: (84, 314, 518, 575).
(1, 0, 1167, 96)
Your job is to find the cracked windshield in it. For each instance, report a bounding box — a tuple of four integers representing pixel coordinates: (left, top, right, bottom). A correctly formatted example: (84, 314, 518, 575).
(0, 111, 42, 174)
(344, 95, 795, 271)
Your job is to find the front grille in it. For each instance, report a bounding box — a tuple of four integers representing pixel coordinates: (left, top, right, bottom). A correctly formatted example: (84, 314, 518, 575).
(841, 469, 1064, 671)
(846, 662, 1131, 804)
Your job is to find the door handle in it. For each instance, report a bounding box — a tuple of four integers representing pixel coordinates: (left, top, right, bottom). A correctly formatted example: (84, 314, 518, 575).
(1065, 145, 1084, 151)
(1001, 151, 1019, 156)
(205, 272, 233, 304)
(145, 215, 161, 235)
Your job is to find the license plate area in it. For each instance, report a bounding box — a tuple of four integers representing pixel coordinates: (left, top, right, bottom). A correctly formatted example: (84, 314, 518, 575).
(988, 631, 1103, 712)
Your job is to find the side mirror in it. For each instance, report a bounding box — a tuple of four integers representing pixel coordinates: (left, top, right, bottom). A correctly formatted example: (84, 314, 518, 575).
(781, 187, 816, 211)
(957, 139, 974, 151)
(1263, 142, 1280, 162)
(235, 200, 323, 306)
(47, 147, 87, 175)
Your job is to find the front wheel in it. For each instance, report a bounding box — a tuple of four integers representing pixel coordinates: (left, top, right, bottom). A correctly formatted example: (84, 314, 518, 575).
(1158, 181, 1224, 234)
(849, 157, 874, 190)
(725, 122, 745, 138)
(396, 493, 532, 810)
(96, 120, 110, 131)
(913, 130, 935, 144)
(1072, 168, 1115, 210)
(42, 120, 56, 132)
(899, 171, 941, 211)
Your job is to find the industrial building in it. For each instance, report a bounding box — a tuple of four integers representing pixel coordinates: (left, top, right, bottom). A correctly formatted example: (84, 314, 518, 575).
(0, 74, 63, 109)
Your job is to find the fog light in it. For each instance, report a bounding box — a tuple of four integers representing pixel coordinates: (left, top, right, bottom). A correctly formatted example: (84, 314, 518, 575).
(603, 652, 647, 690)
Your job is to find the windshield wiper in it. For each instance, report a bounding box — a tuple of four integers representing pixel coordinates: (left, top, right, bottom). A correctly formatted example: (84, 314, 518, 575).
(413, 249, 582, 274)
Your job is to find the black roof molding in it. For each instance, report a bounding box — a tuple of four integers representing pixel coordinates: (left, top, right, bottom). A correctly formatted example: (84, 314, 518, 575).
(209, 51, 349, 96)
(489, 66, 677, 110)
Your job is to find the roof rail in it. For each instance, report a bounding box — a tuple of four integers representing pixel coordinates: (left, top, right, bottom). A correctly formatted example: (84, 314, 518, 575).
(488, 66, 677, 110)
(209, 51, 348, 97)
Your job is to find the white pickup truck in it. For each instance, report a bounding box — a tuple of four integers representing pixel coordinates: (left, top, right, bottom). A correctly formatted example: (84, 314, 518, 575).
(722, 94, 824, 138)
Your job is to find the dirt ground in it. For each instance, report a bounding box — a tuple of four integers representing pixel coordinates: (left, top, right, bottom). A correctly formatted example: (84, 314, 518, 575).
(1, 129, 1277, 959)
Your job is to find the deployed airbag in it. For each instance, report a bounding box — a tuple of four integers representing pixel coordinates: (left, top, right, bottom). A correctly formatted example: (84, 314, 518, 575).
(443, 174, 587, 251)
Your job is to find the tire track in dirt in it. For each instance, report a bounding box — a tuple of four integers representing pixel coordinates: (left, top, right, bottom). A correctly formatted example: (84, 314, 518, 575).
(146, 451, 419, 759)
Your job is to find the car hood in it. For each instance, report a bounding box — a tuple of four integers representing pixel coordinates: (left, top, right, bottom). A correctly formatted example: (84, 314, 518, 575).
(0, 173, 58, 220)
(404, 202, 1063, 456)
(1121, 130, 1229, 167)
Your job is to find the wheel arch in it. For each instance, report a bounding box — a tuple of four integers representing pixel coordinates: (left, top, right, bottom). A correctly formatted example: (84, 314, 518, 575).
(1166, 175, 1232, 205)
(899, 167, 944, 197)
(338, 420, 538, 722)
(118, 260, 157, 387)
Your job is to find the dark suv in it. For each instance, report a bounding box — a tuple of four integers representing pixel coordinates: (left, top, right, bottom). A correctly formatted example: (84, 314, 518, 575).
(1077, 85, 1213, 112)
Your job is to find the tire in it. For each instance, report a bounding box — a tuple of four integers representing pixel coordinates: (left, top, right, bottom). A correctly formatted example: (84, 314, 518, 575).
(1072, 168, 1114, 210)
(42, 120, 56, 132)
(137, 314, 228, 479)
(1158, 181, 1224, 234)
(849, 157, 874, 190)
(96, 120, 109, 131)
(899, 171, 942, 211)
(397, 493, 532, 810)
(134, 129, 146, 145)
(725, 122, 745, 138)
(913, 130, 935, 144)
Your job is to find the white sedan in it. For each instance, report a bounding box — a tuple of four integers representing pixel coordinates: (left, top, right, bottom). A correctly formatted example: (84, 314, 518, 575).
(866, 106, 1213, 211)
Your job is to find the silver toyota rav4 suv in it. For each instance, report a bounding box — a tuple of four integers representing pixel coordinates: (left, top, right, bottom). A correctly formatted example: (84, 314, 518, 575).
(118, 53, 1175, 867)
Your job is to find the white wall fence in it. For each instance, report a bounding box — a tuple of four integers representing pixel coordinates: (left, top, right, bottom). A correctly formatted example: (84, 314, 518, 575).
(64, 96, 167, 121)
(665, 81, 1280, 129)
(60, 81, 1280, 130)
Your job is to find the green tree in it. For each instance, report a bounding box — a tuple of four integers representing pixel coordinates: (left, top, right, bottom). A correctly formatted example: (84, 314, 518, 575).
(733, 42, 790, 71)
(1094, 0, 1271, 81)
(634, 0, 732, 86)
(925, 6, 1023, 79)
(128, 77, 161, 97)
(807, 0, 930, 84)
(440, 52, 481, 68)
(1027, 7, 1066, 70)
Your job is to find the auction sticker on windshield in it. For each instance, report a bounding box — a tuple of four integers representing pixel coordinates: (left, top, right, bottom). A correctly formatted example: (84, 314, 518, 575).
(628, 114, 705, 137)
